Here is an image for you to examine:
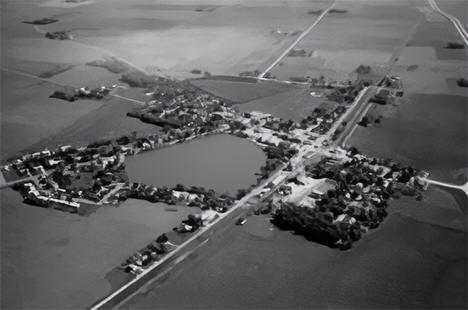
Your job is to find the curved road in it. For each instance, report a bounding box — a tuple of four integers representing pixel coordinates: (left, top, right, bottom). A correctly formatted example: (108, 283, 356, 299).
(427, 0, 468, 45)
(423, 178, 468, 196)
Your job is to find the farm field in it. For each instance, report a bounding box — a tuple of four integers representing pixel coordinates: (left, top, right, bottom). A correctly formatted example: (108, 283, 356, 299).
(2, 0, 332, 80)
(1, 70, 103, 161)
(1, 0, 333, 162)
(436, 0, 467, 31)
(1, 190, 194, 309)
(237, 86, 333, 122)
(348, 0, 467, 185)
(26, 96, 159, 156)
(1, 0, 467, 308)
(191, 78, 294, 103)
(122, 185, 466, 309)
(347, 94, 467, 184)
(269, 0, 422, 82)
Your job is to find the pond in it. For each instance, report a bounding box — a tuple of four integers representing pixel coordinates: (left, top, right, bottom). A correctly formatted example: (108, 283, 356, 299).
(125, 134, 266, 194)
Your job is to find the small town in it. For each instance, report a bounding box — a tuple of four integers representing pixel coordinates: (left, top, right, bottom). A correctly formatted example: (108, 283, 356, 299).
(3, 1, 467, 309)
(0, 71, 426, 275)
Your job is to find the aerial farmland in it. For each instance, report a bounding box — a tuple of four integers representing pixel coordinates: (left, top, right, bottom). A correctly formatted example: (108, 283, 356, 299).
(1, 0, 466, 309)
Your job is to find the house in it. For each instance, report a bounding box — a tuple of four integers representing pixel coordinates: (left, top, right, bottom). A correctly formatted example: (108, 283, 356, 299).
(46, 158, 63, 168)
(59, 145, 72, 153)
(21, 154, 32, 161)
(311, 179, 336, 196)
(200, 210, 219, 226)
(31, 165, 46, 175)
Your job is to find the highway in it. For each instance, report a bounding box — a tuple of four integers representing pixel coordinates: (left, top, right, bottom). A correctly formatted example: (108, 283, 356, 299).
(427, 0, 468, 46)
(333, 87, 375, 148)
(338, 101, 372, 147)
(90, 83, 372, 309)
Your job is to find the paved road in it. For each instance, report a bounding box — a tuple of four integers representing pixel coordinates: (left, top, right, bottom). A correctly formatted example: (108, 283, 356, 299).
(258, 2, 336, 78)
(333, 87, 375, 147)
(0, 173, 39, 190)
(90, 83, 371, 309)
(423, 178, 468, 196)
(98, 183, 125, 204)
(427, 0, 468, 45)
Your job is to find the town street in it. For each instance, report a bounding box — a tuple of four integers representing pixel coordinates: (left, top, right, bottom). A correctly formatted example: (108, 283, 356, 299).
(90, 84, 373, 309)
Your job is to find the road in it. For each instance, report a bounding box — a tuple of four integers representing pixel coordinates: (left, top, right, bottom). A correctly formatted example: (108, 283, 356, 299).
(1, 67, 146, 105)
(90, 82, 371, 309)
(332, 87, 375, 147)
(427, 0, 468, 45)
(423, 178, 468, 196)
(32, 25, 148, 74)
(0, 171, 42, 190)
(98, 183, 125, 204)
(258, 2, 336, 78)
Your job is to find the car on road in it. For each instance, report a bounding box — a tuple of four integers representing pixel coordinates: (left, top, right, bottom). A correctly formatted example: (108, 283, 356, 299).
(236, 217, 247, 226)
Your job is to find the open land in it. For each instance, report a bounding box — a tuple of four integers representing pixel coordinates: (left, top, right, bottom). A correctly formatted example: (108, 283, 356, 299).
(122, 185, 466, 309)
(436, 0, 467, 33)
(1, 0, 467, 309)
(118, 0, 467, 309)
(347, 0, 468, 184)
(347, 94, 467, 184)
(1, 188, 194, 309)
(269, 0, 423, 82)
(237, 86, 337, 122)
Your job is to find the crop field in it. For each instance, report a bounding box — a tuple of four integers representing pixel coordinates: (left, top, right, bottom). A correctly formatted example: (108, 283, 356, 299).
(123, 185, 466, 309)
(1, 0, 333, 161)
(348, 94, 467, 184)
(1, 70, 103, 160)
(347, 0, 467, 185)
(27, 96, 160, 154)
(1, 189, 194, 309)
(191, 78, 294, 103)
(269, 0, 422, 82)
(237, 86, 334, 122)
(389, 0, 467, 96)
(3, 0, 332, 79)
(436, 0, 467, 30)
(1, 0, 467, 308)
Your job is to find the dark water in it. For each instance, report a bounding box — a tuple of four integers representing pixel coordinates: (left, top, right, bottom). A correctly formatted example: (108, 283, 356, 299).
(125, 134, 266, 194)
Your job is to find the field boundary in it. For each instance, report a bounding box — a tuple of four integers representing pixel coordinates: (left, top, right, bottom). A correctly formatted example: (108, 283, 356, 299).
(427, 0, 468, 45)
(258, 1, 336, 78)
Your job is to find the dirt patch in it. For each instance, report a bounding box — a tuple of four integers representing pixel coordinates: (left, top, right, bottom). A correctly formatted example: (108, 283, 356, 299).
(23, 17, 58, 25)
(86, 58, 133, 74)
(38, 64, 75, 78)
